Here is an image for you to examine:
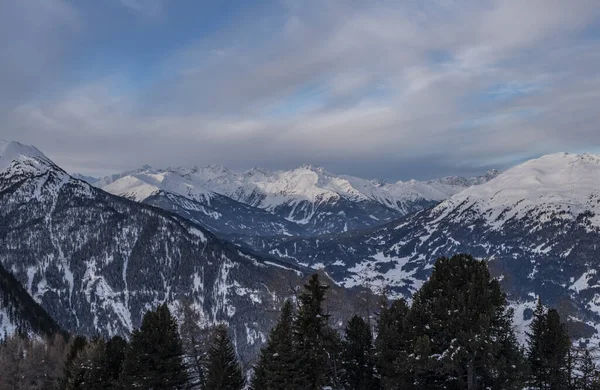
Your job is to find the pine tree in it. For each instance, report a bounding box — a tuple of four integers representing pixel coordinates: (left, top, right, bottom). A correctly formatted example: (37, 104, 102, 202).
(526, 302, 571, 389)
(251, 300, 295, 390)
(104, 335, 127, 385)
(290, 273, 336, 390)
(204, 325, 245, 390)
(407, 254, 525, 390)
(528, 299, 548, 389)
(544, 309, 571, 389)
(340, 315, 380, 390)
(375, 297, 411, 388)
(120, 303, 188, 389)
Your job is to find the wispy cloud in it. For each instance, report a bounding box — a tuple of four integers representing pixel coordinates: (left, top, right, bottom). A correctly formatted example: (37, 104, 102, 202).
(2, 0, 600, 179)
(118, 0, 163, 19)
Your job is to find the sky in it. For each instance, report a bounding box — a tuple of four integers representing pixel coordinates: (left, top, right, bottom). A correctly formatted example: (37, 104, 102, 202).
(1, 0, 600, 180)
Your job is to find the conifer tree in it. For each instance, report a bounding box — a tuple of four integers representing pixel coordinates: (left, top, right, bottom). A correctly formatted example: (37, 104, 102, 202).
(527, 302, 571, 389)
(290, 273, 335, 390)
(407, 254, 524, 390)
(528, 299, 548, 388)
(205, 325, 245, 390)
(340, 315, 380, 390)
(251, 300, 295, 390)
(545, 309, 571, 389)
(120, 303, 188, 389)
(375, 297, 411, 388)
(104, 335, 127, 385)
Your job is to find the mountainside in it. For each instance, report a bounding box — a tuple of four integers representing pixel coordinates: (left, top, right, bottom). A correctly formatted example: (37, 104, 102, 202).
(264, 153, 600, 344)
(93, 164, 498, 236)
(0, 260, 63, 339)
(0, 140, 364, 361)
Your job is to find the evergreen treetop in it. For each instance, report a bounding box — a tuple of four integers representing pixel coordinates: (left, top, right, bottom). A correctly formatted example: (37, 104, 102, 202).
(205, 324, 245, 390)
(120, 303, 188, 389)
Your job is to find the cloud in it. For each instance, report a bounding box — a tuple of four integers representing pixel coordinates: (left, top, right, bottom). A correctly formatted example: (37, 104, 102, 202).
(118, 0, 163, 19)
(2, 0, 600, 179)
(0, 0, 80, 110)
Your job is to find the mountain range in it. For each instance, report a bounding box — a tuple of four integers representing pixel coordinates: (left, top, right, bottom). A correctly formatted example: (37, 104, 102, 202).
(3, 138, 600, 358)
(0, 140, 366, 362)
(82, 163, 499, 238)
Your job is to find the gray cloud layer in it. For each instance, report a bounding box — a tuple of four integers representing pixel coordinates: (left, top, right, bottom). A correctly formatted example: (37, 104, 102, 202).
(2, 0, 600, 180)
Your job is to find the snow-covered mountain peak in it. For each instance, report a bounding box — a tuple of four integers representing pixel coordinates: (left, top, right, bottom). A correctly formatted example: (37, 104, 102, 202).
(102, 168, 213, 203)
(243, 167, 272, 177)
(0, 140, 53, 172)
(435, 152, 600, 228)
(294, 164, 328, 174)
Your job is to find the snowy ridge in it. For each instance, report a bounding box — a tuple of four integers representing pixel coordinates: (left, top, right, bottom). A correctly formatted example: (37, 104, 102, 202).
(0, 140, 55, 176)
(97, 166, 306, 238)
(95, 163, 497, 235)
(160, 164, 498, 213)
(340, 172, 498, 214)
(102, 167, 213, 203)
(434, 153, 600, 228)
(0, 140, 51, 169)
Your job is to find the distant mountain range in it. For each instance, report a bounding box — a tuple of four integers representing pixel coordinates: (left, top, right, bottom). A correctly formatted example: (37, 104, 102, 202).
(80, 164, 499, 238)
(258, 152, 600, 344)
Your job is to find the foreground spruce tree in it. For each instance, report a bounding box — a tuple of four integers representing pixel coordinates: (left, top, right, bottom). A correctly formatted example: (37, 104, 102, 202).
(544, 309, 571, 389)
(527, 299, 549, 388)
(120, 303, 188, 389)
(205, 325, 245, 390)
(527, 301, 571, 389)
(250, 300, 295, 390)
(340, 315, 380, 390)
(291, 273, 336, 390)
(104, 336, 127, 385)
(375, 297, 411, 388)
(407, 254, 524, 390)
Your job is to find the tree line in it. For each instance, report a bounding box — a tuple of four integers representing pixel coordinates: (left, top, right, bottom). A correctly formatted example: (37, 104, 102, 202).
(1, 254, 599, 389)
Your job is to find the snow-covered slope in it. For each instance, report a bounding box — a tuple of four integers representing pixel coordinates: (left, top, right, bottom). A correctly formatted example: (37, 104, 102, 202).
(0, 140, 56, 177)
(102, 167, 212, 203)
(435, 153, 600, 229)
(263, 152, 600, 345)
(0, 140, 50, 168)
(340, 169, 499, 214)
(95, 164, 498, 236)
